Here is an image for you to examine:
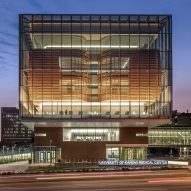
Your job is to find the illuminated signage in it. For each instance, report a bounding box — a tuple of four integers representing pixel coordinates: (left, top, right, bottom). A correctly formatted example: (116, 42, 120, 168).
(35, 133, 46, 137)
(136, 133, 148, 137)
(98, 160, 168, 166)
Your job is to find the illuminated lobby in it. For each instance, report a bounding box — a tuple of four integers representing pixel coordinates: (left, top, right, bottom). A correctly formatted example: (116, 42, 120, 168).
(19, 14, 172, 162)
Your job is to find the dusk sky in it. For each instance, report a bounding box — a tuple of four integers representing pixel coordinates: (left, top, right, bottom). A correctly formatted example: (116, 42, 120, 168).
(0, 0, 191, 112)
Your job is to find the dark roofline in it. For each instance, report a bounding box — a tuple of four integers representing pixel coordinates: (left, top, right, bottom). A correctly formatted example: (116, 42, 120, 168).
(19, 14, 172, 17)
(1, 107, 19, 114)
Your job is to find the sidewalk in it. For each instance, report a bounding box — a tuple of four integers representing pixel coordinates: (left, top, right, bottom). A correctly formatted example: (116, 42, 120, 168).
(0, 160, 29, 172)
(29, 163, 50, 167)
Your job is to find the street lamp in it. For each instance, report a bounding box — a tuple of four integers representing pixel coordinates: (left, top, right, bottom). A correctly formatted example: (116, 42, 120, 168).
(7, 147, 9, 161)
(11, 144, 16, 160)
(2, 146, 5, 162)
(50, 139, 52, 165)
(19, 147, 21, 160)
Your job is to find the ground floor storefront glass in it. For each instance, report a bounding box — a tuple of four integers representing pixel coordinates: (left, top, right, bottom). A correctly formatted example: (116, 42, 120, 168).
(106, 146, 147, 161)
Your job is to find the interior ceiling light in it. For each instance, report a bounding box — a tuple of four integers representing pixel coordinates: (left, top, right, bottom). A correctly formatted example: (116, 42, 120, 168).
(39, 101, 144, 106)
(44, 45, 138, 49)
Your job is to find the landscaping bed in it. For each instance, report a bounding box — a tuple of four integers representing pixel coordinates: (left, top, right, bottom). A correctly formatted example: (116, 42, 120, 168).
(25, 164, 177, 174)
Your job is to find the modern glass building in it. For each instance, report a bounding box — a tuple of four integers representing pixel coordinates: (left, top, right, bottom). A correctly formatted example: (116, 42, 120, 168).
(19, 14, 172, 162)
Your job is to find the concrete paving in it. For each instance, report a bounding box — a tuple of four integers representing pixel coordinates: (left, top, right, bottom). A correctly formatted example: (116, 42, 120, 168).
(0, 161, 52, 173)
(0, 160, 29, 172)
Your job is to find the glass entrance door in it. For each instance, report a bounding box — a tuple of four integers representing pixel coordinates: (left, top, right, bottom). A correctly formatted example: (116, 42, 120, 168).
(39, 151, 53, 163)
(40, 151, 46, 163)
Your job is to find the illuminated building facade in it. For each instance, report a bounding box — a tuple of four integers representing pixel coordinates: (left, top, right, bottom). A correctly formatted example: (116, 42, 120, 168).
(19, 14, 172, 162)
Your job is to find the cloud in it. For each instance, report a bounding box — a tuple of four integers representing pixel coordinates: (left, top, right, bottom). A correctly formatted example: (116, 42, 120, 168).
(0, 40, 17, 47)
(0, 61, 10, 75)
(9, 21, 18, 32)
(0, 55, 5, 60)
(28, 0, 46, 11)
(0, 31, 17, 39)
(1, 60, 16, 67)
(0, 59, 17, 77)
(0, 50, 17, 56)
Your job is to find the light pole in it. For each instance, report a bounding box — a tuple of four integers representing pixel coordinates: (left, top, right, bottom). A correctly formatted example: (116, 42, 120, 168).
(2, 146, 5, 162)
(7, 147, 9, 161)
(19, 147, 21, 160)
(50, 139, 52, 165)
(11, 144, 17, 161)
(11, 146, 14, 160)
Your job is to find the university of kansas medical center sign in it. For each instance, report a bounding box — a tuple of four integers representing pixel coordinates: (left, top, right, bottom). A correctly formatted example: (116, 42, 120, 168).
(98, 160, 168, 167)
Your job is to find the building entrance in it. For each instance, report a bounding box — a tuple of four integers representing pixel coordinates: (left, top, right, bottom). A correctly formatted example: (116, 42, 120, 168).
(33, 146, 61, 163)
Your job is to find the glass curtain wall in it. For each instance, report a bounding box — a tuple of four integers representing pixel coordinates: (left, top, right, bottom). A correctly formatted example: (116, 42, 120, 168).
(20, 14, 172, 119)
(149, 127, 191, 146)
(106, 146, 147, 160)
